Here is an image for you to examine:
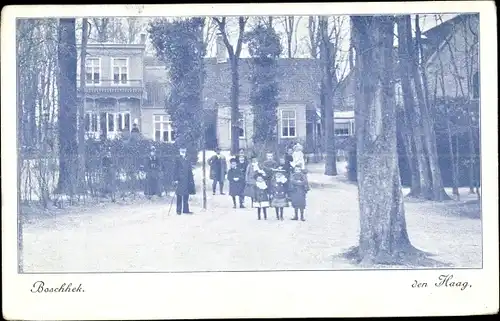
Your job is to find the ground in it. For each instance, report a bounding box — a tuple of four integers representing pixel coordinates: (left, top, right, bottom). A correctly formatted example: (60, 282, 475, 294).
(21, 161, 482, 272)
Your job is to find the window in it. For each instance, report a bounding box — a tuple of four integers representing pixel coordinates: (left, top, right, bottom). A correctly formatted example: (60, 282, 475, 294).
(334, 122, 351, 136)
(91, 112, 131, 139)
(116, 112, 131, 132)
(85, 112, 99, 133)
(107, 113, 115, 132)
(85, 58, 101, 84)
(472, 71, 479, 99)
(112, 58, 128, 85)
(281, 110, 297, 138)
(153, 115, 175, 143)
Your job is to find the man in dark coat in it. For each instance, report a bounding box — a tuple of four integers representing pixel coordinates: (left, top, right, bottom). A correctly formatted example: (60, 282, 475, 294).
(173, 147, 196, 215)
(208, 147, 227, 195)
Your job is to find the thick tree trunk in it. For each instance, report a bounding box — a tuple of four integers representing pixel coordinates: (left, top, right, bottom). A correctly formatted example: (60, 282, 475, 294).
(56, 18, 78, 196)
(77, 19, 89, 194)
(396, 15, 431, 198)
(413, 16, 450, 201)
(16, 19, 24, 273)
(400, 119, 420, 195)
(320, 16, 337, 176)
(230, 59, 240, 155)
(351, 16, 418, 264)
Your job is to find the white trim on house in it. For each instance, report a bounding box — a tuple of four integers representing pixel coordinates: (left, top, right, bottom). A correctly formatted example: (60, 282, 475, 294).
(334, 110, 355, 119)
(111, 57, 130, 86)
(280, 109, 297, 138)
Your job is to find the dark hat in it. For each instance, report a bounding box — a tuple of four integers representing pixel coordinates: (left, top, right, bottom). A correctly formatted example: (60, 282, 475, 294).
(229, 157, 237, 163)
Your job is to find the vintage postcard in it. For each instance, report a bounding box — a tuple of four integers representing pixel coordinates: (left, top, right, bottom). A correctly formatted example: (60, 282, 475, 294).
(1, 1, 498, 319)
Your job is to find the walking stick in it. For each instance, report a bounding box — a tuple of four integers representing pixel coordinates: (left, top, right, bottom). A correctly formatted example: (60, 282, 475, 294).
(167, 191, 175, 216)
(167, 181, 178, 216)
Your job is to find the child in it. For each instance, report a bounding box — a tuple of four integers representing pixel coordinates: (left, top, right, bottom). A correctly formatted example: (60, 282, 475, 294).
(270, 167, 289, 220)
(291, 143, 306, 170)
(289, 165, 310, 221)
(244, 155, 260, 207)
(227, 158, 245, 208)
(262, 152, 278, 185)
(253, 171, 270, 220)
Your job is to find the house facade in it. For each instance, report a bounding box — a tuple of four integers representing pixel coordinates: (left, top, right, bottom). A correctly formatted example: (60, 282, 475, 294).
(78, 34, 362, 154)
(204, 57, 323, 151)
(77, 35, 147, 140)
(422, 14, 480, 101)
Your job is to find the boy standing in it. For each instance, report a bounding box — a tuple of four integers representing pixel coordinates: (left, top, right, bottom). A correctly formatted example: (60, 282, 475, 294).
(227, 158, 246, 208)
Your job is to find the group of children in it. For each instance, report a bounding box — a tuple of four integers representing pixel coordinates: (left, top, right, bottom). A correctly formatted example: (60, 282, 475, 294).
(226, 149, 310, 222)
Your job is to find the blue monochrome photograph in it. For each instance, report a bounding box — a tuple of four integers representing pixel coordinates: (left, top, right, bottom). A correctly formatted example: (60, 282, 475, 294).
(16, 14, 482, 272)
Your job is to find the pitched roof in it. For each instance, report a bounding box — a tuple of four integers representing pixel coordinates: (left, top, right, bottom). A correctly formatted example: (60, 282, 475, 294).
(144, 56, 322, 106)
(203, 58, 322, 105)
(421, 14, 478, 62)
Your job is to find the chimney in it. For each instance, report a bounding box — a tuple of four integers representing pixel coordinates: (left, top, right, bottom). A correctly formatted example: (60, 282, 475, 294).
(140, 33, 146, 45)
(216, 33, 227, 63)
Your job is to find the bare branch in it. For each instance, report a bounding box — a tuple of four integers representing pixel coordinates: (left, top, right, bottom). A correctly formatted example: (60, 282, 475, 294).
(235, 16, 247, 58)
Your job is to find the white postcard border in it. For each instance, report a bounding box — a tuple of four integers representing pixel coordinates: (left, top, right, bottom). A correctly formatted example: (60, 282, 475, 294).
(2, 2, 498, 319)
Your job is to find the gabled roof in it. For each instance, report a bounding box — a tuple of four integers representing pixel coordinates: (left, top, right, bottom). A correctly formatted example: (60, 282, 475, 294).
(203, 58, 322, 105)
(144, 56, 322, 105)
(421, 14, 479, 62)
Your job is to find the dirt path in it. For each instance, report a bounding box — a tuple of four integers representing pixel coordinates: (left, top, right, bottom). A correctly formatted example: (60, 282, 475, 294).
(21, 165, 482, 272)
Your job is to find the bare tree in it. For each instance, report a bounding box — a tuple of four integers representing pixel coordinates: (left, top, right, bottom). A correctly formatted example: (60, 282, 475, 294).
(413, 15, 450, 201)
(437, 15, 479, 195)
(77, 19, 90, 194)
(280, 16, 302, 58)
(56, 18, 78, 197)
(126, 17, 142, 43)
(396, 15, 432, 198)
(213, 17, 248, 154)
(319, 16, 338, 176)
(92, 18, 110, 42)
(203, 18, 218, 55)
(307, 16, 320, 58)
(348, 15, 430, 265)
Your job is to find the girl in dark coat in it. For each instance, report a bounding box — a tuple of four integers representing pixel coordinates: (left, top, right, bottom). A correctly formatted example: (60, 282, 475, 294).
(253, 171, 270, 220)
(145, 147, 162, 198)
(270, 167, 289, 220)
(101, 150, 116, 202)
(227, 158, 245, 208)
(289, 165, 310, 221)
